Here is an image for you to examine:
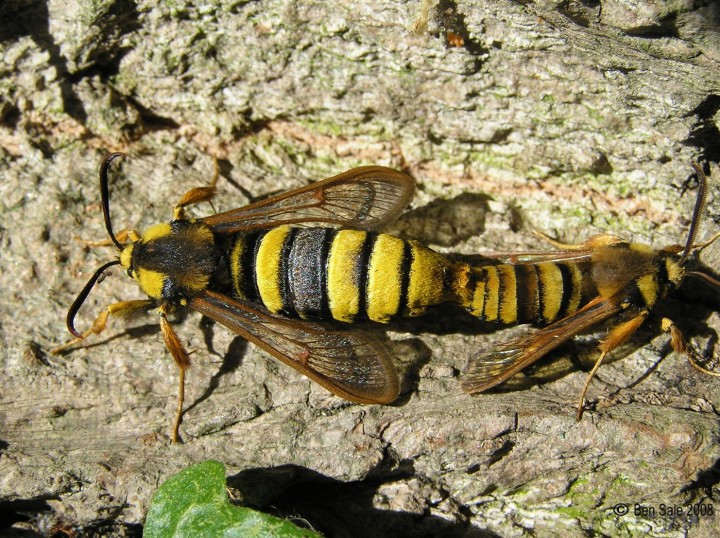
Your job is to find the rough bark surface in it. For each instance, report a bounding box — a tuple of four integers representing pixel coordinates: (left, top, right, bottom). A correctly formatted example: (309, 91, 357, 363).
(1, 1, 720, 536)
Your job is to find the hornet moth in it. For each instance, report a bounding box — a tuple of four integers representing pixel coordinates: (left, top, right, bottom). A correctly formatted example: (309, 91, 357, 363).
(461, 163, 720, 418)
(54, 153, 470, 441)
(54, 155, 719, 441)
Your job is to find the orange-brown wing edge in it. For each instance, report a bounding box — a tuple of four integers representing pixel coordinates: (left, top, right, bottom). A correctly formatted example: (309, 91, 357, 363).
(202, 166, 415, 233)
(189, 290, 399, 404)
(461, 296, 624, 393)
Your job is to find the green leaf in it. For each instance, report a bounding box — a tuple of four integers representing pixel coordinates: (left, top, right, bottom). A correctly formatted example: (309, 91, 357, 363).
(144, 460, 322, 538)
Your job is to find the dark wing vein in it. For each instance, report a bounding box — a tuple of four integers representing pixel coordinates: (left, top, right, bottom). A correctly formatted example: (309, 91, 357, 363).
(190, 290, 399, 403)
(202, 166, 415, 233)
(461, 296, 624, 393)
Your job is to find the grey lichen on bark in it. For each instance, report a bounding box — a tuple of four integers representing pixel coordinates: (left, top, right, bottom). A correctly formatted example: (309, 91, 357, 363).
(1, 0, 719, 536)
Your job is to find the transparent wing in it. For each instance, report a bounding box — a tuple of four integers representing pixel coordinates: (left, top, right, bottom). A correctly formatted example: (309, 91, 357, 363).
(472, 249, 597, 266)
(202, 166, 415, 233)
(190, 290, 399, 404)
(461, 296, 624, 393)
(473, 234, 626, 266)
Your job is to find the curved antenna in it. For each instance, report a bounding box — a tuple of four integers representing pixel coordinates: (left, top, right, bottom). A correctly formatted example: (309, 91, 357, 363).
(66, 260, 122, 338)
(681, 163, 708, 262)
(100, 152, 127, 251)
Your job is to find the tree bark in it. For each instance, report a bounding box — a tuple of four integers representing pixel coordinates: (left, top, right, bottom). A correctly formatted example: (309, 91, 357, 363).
(1, 1, 719, 536)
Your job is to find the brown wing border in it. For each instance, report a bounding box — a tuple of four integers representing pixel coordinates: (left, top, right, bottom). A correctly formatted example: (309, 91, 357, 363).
(190, 290, 399, 404)
(201, 166, 415, 233)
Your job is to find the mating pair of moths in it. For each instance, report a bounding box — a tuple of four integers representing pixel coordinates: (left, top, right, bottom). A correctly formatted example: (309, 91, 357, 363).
(56, 154, 719, 442)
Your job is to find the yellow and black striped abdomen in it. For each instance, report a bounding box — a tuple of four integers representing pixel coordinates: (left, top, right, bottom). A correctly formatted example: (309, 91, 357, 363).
(227, 225, 461, 323)
(466, 262, 583, 324)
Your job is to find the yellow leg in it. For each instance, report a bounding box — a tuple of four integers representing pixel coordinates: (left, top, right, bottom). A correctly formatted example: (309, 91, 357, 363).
(160, 306, 191, 443)
(77, 229, 141, 248)
(576, 351, 609, 421)
(174, 367, 186, 444)
(173, 157, 220, 220)
(692, 230, 720, 251)
(661, 318, 720, 378)
(51, 299, 153, 354)
(54, 299, 192, 443)
(576, 311, 648, 420)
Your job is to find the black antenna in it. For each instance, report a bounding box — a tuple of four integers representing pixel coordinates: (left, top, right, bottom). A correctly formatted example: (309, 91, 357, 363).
(681, 163, 708, 262)
(100, 152, 127, 251)
(681, 162, 720, 295)
(66, 260, 121, 337)
(65, 153, 128, 337)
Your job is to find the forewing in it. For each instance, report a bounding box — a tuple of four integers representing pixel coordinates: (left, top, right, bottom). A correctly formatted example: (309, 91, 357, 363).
(474, 234, 626, 266)
(461, 296, 624, 393)
(473, 249, 597, 266)
(189, 290, 399, 404)
(202, 166, 415, 233)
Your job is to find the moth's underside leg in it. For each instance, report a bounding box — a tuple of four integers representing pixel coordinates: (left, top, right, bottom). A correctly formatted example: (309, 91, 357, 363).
(50, 299, 154, 354)
(159, 305, 192, 443)
(661, 318, 720, 379)
(173, 157, 219, 220)
(576, 311, 648, 420)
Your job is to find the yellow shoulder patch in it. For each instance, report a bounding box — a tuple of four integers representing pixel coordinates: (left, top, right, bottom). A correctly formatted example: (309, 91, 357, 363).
(120, 244, 134, 270)
(142, 222, 172, 242)
(136, 267, 166, 299)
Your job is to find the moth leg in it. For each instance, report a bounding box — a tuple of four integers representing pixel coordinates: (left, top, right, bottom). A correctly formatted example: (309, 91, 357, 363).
(76, 229, 141, 247)
(576, 311, 649, 420)
(661, 318, 720, 378)
(173, 157, 219, 220)
(51, 299, 154, 354)
(159, 306, 192, 443)
(532, 231, 624, 251)
(692, 231, 720, 251)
